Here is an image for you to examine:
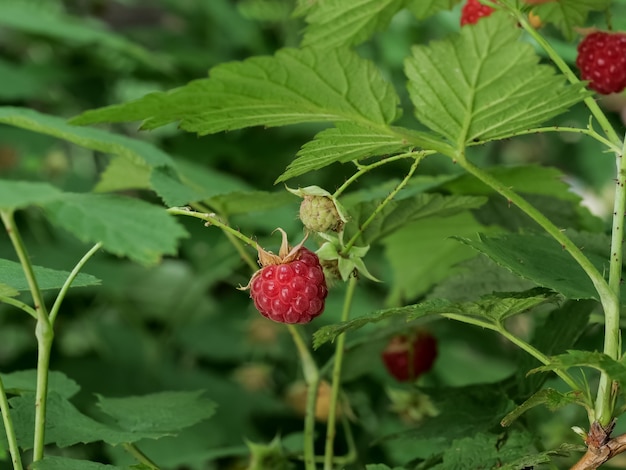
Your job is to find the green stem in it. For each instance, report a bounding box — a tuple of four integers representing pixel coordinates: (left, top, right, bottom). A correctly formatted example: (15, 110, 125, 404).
(33, 319, 53, 461)
(323, 275, 358, 470)
(0, 297, 37, 319)
(287, 325, 319, 470)
(516, 10, 621, 147)
(0, 211, 52, 461)
(122, 443, 160, 470)
(167, 207, 258, 249)
(190, 203, 258, 271)
(333, 151, 430, 198)
(0, 375, 23, 470)
(457, 157, 614, 308)
(49, 242, 102, 326)
(594, 136, 626, 425)
(342, 157, 422, 254)
(443, 313, 582, 392)
(0, 211, 49, 320)
(473, 126, 620, 154)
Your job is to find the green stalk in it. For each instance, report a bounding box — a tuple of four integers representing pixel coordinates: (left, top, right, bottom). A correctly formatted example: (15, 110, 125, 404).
(0, 297, 38, 320)
(457, 157, 614, 308)
(167, 207, 258, 249)
(333, 151, 431, 198)
(287, 325, 319, 470)
(0, 375, 23, 470)
(323, 275, 357, 470)
(342, 157, 422, 254)
(594, 136, 626, 425)
(0, 211, 52, 461)
(49, 242, 102, 326)
(442, 313, 582, 393)
(122, 443, 160, 470)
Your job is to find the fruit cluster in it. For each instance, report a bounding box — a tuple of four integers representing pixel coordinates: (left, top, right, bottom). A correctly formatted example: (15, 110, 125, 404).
(382, 332, 438, 382)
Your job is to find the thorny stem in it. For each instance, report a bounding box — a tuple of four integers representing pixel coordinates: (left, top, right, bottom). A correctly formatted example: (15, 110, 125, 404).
(594, 135, 626, 426)
(333, 150, 432, 198)
(122, 443, 160, 470)
(0, 375, 23, 470)
(49, 242, 103, 326)
(0, 210, 51, 462)
(323, 275, 357, 470)
(342, 156, 422, 254)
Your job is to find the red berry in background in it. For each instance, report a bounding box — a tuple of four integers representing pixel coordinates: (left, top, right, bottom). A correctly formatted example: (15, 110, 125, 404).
(382, 332, 438, 382)
(576, 31, 626, 95)
(247, 229, 328, 324)
(460, 0, 494, 26)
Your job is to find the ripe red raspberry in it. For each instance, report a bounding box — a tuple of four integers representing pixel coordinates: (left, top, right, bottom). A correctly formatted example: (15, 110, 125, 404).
(576, 31, 626, 95)
(247, 230, 328, 324)
(382, 332, 437, 382)
(460, 0, 494, 26)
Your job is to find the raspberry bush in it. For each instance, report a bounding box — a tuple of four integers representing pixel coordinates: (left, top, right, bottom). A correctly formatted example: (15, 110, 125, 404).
(2, 0, 626, 469)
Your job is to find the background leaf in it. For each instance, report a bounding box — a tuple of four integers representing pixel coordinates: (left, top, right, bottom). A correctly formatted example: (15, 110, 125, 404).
(0, 258, 101, 292)
(42, 193, 188, 266)
(1, 370, 80, 399)
(72, 48, 401, 132)
(301, 0, 406, 48)
(96, 390, 216, 433)
(0, 180, 62, 210)
(533, 0, 612, 41)
(407, 0, 462, 19)
(33, 457, 131, 470)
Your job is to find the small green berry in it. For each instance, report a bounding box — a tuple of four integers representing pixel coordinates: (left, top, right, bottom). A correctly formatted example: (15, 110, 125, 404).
(299, 195, 342, 233)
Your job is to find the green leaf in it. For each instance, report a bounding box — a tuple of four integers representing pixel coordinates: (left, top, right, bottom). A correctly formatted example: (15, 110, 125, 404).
(0, 107, 174, 168)
(0, 0, 166, 69)
(71, 48, 401, 132)
(456, 233, 601, 301)
(0, 283, 19, 297)
(442, 165, 581, 202)
(404, 13, 585, 148)
(94, 156, 152, 193)
(277, 123, 425, 182)
(42, 193, 188, 266)
(430, 431, 533, 469)
(388, 385, 514, 442)
(347, 193, 487, 246)
(407, 0, 462, 19)
(1, 370, 80, 399)
(97, 390, 216, 433)
(501, 388, 587, 427)
(313, 299, 450, 348)
(33, 457, 131, 470)
(499, 444, 582, 470)
(207, 190, 297, 216)
(518, 300, 594, 396)
(314, 289, 552, 348)
(0, 58, 48, 100)
(533, 0, 611, 41)
(531, 350, 626, 391)
(8, 393, 167, 448)
(383, 211, 489, 300)
(0, 180, 62, 210)
(301, 0, 406, 48)
(0, 258, 101, 292)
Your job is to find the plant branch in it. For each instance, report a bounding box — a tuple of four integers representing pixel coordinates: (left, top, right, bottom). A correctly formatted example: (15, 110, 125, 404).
(333, 150, 431, 198)
(323, 275, 357, 470)
(570, 423, 626, 470)
(49, 242, 102, 326)
(167, 207, 258, 249)
(0, 374, 23, 470)
(0, 296, 37, 319)
(342, 156, 422, 254)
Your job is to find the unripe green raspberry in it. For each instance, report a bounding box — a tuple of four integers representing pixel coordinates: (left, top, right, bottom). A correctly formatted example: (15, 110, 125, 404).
(299, 195, 342, 233)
